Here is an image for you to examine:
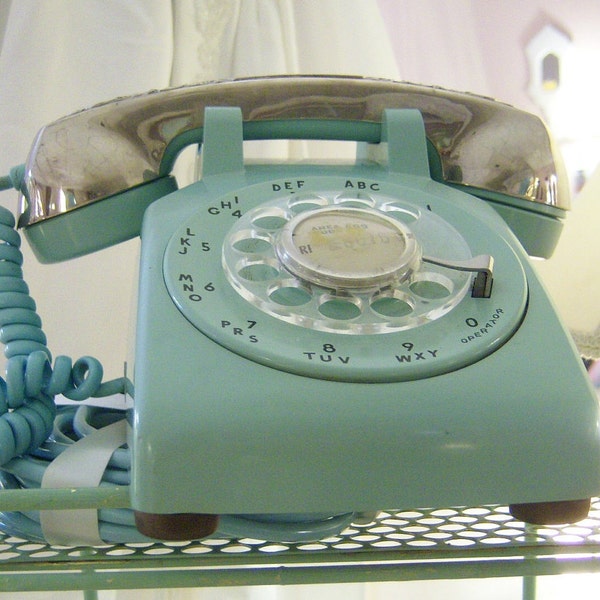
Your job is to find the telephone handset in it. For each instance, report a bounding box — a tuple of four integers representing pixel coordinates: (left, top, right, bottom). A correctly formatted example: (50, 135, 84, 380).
(19, 76, 567, 262)
(1, 76, 599, 545)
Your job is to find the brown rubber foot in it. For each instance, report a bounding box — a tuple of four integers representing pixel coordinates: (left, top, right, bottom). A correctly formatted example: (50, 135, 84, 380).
(134, 511, 219, 541)
(509, 498, 591, 525)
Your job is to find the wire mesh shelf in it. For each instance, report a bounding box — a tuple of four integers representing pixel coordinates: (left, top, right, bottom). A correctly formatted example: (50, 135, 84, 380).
(2, 500, 600, 592)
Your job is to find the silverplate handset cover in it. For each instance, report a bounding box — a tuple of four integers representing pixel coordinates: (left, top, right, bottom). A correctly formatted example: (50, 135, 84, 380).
(19, 75, 567, 227)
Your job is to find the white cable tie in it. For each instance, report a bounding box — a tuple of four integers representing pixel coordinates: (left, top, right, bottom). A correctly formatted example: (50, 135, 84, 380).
(40, 419, 127, 546)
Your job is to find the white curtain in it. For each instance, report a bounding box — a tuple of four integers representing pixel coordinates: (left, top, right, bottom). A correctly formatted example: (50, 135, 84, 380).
(0, 0, 174, 379)
(171, 0, 399, 82)
(0, 1, 398, 599)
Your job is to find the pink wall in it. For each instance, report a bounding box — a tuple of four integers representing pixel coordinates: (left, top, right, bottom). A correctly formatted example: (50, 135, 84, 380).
(471, 0, 600, 112)
(378, 0, 600, 113)
(377, 0, 600, 182)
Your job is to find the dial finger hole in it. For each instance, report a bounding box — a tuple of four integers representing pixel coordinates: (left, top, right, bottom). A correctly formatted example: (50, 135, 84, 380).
(252, 208, 289, 231)
(268, 282, 313, 306)
(288, 195, 329, 214)
(370, 291, 415, 318)
(410, 273, 453, 299)
(334, 192, 376, 208)
(318, 295, 362, 320)
(237, 259, 280, 282)
(380, 202, 420, 225)
(231, 231, 273, 254)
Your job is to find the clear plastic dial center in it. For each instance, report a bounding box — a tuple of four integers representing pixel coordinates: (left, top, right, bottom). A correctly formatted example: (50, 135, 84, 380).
(275, 207, 421, 291)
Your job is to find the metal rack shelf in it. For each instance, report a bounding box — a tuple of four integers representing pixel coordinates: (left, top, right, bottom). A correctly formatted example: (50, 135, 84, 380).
(2, 500, 600, 593)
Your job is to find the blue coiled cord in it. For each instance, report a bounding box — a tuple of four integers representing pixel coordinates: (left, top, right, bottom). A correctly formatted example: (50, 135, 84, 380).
(0, 171, 126, 466)
(0, 405, 144, 543)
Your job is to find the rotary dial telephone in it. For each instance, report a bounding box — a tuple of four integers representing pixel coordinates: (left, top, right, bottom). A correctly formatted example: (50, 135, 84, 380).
(0, 76, 598, 545)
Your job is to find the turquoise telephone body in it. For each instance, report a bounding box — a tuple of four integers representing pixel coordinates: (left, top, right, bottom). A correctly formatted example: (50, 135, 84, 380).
(2, 76, 599, 543)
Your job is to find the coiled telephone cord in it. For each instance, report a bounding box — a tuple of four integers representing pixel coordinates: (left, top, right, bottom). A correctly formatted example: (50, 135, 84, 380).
(0, 404, 142, 543)
(0, 183, 125, 466)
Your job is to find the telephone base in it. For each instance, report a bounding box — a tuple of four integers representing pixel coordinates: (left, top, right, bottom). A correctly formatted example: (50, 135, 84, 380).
(509, 499, 592, 526)
(134, 511, 219, 541)
(130, 105, 600, 542)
